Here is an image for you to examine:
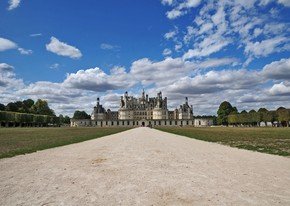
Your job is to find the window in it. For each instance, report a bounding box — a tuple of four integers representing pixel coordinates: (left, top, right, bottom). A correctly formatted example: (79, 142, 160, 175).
(127, 121, 130, 125)
(117, 121, 119, 126)
(159, 121, 161, 125)
(175, 121, 177, 125)
(186, 121, 189, 125)
(111, 121, 114, 126)
(122, 121, 124, 125)
(170, 121, 172, 125)
(165, 121, 167, 125)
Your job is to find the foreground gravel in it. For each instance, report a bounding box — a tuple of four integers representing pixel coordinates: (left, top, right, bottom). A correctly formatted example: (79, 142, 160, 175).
(1, 127, 290, 205)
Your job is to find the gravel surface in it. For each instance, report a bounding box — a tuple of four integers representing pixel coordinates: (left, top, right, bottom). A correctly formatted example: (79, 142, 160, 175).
(1, 127, 290, 205)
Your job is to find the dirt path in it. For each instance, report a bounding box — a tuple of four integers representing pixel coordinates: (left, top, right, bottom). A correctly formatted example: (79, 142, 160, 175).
(1, 127, 290, 205)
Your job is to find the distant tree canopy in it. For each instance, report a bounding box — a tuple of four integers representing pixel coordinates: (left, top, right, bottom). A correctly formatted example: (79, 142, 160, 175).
(59, 114, 71, 124)
(73, 111, 90, 119)
(31, 99, 55, 116)
(0, 99, 73, 127)
(217, 101, 237, 125)
(2, 99, 55, 116)
(225, 104, 290, 127)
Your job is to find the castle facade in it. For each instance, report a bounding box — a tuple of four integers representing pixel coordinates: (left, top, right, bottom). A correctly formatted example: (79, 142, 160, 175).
(71, 90, 212, 127)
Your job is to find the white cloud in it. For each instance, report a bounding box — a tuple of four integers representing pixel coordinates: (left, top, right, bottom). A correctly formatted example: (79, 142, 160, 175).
(50, 63, 60, 70)
(162, 48, 172, 56)
(0, 63, 14, 72)
(7, 0, 21, 10)
(269, 82, 290, 96)
(277, 0, 290, 7)
(100, 43, 120, 50)
(244, 37, 288, 57)
(164, 29, 178, 40)
(18, 48, 33, 55)
(63, 67, 134, 92)
(165, 0, 201, 19)
(262, 58, 290, 80)
(196, 58, 239, 69)
(46, 37, 82, 59)
(165, 69, 262, 95)
(0, 37, 17, 51)
(130, 57, 195, 86)
(161, 0, 174, 5)
(30, 33, 42, 37)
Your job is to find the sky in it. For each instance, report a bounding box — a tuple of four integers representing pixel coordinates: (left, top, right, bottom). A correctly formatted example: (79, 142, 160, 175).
(0, 0, 290, 116)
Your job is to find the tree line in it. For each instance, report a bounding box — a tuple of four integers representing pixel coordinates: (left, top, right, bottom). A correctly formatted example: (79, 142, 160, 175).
(0, 99, 70, 127)
(217, 101, 290, 127)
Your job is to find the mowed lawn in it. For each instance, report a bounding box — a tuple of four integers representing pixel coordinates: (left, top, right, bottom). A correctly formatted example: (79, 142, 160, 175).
(158, 127, 290, 156)
(0, 127, 129, 159)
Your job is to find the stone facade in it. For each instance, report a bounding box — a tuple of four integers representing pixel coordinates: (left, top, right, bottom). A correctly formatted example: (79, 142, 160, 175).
(71, 90, 213, 127)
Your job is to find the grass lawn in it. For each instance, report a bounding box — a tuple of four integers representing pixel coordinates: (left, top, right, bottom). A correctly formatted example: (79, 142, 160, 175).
(157, 127, 290, 156)
(0, 127, 129, 159)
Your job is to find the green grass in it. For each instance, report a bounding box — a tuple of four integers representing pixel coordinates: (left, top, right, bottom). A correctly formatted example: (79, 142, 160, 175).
(0, 127, 129, 159)
(157, 127, 290, 156)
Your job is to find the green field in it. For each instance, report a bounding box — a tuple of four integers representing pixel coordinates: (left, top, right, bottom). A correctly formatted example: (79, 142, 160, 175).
(0, 127, 129, 159)
(157, 127, 290, 156)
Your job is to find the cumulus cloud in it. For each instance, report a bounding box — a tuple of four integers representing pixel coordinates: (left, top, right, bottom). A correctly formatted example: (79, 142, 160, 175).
(0, 37, 18, 51)
(63, 67, 134, 92)
(269, 82, 290, 96)
(0, 64, 24, 89)
(130, 57, 195, 86)
(7, 0, 21, 10)
(165, 69, 262, 95)
(262, 58, 290, 80)
(0, 63, 14, 72)
(46, 37, 82, 59)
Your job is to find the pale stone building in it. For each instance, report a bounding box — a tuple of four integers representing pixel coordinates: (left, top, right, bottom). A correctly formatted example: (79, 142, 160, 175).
(71, 90, 213, 127)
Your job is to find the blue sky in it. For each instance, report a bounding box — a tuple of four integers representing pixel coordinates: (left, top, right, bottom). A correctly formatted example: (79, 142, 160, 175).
(1, 0, 290, 116)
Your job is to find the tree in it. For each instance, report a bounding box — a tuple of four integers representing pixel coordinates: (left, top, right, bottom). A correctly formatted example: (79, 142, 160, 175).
(73, 111, 90, 119)
(217, 101, 235, 125)
(23, 99, 34, 112)
(6, 102, 18, 112)
(64, 116, 71, 124)
(0, 103, 5, 111)
(31, 99, 55, 116)
(276, 108, 290, 127)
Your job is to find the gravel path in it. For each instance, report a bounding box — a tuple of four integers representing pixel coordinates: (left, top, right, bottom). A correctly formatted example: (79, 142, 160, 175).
(1, 127, 290, 205)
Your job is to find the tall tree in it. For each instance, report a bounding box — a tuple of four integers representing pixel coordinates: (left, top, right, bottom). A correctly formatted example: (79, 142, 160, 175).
(217, 101, 235, 125)
(73, 111, 90, 119)
(6, 102, 18, 112)
(31, 99, 55, 116)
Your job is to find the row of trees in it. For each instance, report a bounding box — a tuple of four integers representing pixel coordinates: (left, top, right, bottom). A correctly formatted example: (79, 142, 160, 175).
(0, 111, 59, 127)
(0, 99, 71, 127)
(0, 99, 55, 116)
(217, 101, 290, 127)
